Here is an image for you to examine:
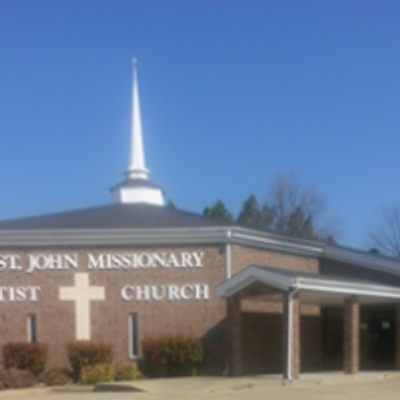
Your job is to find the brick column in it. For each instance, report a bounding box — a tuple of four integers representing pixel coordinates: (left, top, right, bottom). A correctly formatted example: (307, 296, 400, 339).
(344, 297, 359, 374)
(396, 303, 400, 370)
(283, 292, 300, 380)
(227, 295, 242, 376)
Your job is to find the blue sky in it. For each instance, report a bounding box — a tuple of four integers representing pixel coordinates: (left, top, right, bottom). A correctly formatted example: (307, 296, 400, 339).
(0, 1, 399, 249)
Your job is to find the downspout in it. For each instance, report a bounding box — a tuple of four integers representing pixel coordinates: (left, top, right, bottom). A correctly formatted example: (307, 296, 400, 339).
(286, 285, 299, 381)
(222, 229, 232, 376)
(223, 230, 232, 376)
(226, 230, 232, 279)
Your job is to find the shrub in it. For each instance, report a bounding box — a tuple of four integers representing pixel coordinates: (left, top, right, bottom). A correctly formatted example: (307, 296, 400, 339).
(3, 342, 48, 376)
(80, 363, 113, 385)
(142, 334, 204, 377)
(0, 370, 6, 390)
(67, 342, 113, 381)
(0, 368, 37, 389)
(114, 363, 141, 381)
(39, 367, 71, 386)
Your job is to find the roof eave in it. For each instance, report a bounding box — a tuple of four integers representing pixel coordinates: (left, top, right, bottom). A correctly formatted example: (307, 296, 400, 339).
(216, 266, 400, 300)
(322, 245, 400, 278)
(0, 226, 326, 257)
(0, 225, 400, 282)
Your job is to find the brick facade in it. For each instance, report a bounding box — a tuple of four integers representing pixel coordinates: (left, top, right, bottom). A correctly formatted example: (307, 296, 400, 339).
(0, 242, 396, 377)
(0, 243, 320, 373)
(226, 295, 242, 376)
(231, 244, 319, 276)
(0, 245, 227, 368)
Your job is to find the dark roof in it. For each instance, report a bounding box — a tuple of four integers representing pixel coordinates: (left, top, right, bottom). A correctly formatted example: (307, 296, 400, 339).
(0, 204, 229, 230)
(251, 265, 379, 286)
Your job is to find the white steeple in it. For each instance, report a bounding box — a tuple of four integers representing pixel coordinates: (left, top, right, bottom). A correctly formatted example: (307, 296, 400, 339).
(111, 59, 164, 206)
(126, 58, 149, 180)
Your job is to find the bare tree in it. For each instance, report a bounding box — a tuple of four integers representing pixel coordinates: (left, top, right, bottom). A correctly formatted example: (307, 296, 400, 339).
(265, 172, 337, 242)
(205, 172, 339, 242)
(369, 204, 400, 258)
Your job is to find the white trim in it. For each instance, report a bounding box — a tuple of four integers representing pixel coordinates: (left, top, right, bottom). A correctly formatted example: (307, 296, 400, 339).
(226, 230, 232, 279)
(286, 292, 292, 380)
(215, 266, 294, 297)
(112, 186, 164, 206)
(285, 289, 298, 381)
(0, 226, 326, 257)
(1, 225, 400, 283)
(215, 266, 400, 301)
(297, 278, 400, 299)
(232, 232, 324, 255)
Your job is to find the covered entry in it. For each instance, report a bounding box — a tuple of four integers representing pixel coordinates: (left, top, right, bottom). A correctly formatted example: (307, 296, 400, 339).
(215, 266, 400, 380)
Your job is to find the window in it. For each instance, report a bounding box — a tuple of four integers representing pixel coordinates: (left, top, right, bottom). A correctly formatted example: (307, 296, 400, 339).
(27, 314, 36, 343)
(129, 313, 138, 358)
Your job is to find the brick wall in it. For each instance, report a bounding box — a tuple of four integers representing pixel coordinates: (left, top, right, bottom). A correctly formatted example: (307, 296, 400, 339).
(344, 298, 359, 374)
(0, 242, 322, 374)
(231, 244, 319, 276)
(242, 312, 283, 374)
(0, 244, 227, 369)
(301, 314, 323, 371)
(232, 244, 322, 376)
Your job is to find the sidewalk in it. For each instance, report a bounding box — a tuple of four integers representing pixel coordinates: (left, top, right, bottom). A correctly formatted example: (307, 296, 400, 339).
(94, 371, 400, 393)
(1, 371, 400, 400)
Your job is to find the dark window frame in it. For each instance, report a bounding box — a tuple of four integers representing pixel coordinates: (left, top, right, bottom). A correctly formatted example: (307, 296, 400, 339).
(27, 314, 37, 343)
(129, 313, 138, 358)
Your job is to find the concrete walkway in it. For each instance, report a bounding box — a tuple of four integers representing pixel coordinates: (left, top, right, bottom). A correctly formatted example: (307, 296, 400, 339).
(93, 371, 400, 392)
(1, 372, 400, 399)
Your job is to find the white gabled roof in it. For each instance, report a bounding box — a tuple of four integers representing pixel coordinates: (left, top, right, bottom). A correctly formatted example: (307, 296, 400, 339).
(215, 265, 400, 305)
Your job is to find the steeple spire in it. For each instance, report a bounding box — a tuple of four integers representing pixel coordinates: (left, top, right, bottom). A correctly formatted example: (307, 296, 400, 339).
(126, 58, 149, 180)
(111, 59, 164, 206)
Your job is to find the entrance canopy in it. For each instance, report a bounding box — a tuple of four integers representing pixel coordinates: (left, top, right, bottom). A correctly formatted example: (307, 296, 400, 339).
(215, 265, 400, 306)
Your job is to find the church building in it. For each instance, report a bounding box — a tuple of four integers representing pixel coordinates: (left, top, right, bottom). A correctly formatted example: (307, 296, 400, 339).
(1, 60, 400, 380)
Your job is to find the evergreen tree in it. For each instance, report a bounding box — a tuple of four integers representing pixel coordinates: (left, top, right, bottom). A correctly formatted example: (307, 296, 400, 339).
(286, 207, 315, 239)
(237, 195, 263, 229)
(203, 200, 233, 222)
(202, 173, 337, 243)
(261, 203, 277, 230)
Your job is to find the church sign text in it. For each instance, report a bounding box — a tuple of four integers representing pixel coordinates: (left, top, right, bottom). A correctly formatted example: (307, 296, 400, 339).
(0, 251, 205, 273)
(0, 252, 210, 304)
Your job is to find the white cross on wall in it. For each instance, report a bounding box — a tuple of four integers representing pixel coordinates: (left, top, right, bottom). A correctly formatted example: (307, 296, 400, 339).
(59, 273, 105, 340)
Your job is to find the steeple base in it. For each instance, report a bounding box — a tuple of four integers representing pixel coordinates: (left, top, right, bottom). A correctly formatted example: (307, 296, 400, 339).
(125, 168, 149, 180)
(111, 180, 164, 206)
